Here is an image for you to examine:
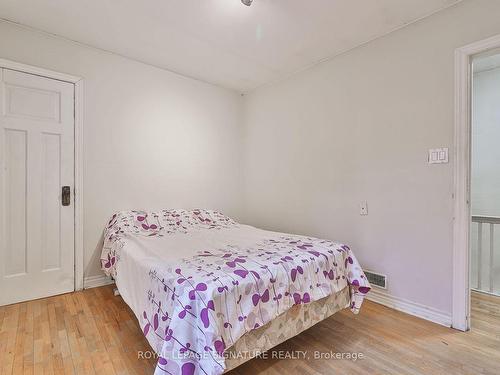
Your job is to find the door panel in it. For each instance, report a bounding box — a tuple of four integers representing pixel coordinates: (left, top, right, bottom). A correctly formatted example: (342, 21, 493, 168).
(0, 68, 75, 305)
(4, 128, 27, 277)
(41, 132, 61, 271)
(5, 83, 61, 122)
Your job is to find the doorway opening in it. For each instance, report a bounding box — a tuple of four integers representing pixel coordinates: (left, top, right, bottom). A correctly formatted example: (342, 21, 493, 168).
(453, 35, 500, 332)
(469, 50, 500, 330)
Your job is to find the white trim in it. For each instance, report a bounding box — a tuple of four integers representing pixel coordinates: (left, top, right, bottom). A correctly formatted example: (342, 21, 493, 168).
(453, 33, 500, 332)
(0, 57, 85, 292)
(471, 288, 500, 298)
(84, 275, 114, 289)
(0, 58, 81, 83)
(74, 80, 84, 290)
(453, 44, 472, 332)
(366, 288, 451, 328)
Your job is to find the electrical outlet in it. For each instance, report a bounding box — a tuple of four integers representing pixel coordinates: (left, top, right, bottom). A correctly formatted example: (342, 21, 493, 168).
(360, 201, 368, 216)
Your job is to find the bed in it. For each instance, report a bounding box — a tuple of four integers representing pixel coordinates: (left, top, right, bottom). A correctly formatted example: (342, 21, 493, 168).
(100, 209, 370, 375)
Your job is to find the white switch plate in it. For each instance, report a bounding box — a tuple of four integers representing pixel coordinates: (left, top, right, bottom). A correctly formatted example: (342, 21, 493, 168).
(360, 201, 368, 216)
(428, 148, 448, 164)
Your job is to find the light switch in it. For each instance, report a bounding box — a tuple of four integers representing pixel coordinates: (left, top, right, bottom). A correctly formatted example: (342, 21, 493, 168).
(360, 201, 368, 216)
(428, 148, 448, 164)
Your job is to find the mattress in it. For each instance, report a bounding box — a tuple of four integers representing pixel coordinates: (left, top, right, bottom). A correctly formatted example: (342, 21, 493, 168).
(100, 209, 370, 375)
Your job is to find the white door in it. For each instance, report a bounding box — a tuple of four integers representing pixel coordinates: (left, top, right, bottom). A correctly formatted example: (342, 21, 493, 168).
(0, 68, 75, 305)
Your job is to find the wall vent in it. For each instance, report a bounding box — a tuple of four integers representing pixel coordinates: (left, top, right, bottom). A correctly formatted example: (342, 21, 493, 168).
(364, 270, 387, 289)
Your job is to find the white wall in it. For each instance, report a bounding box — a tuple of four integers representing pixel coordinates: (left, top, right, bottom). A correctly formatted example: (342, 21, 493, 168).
(242, 0, 500, 315)
(472, 67, 500, 217)
(0, 20, 244, 278)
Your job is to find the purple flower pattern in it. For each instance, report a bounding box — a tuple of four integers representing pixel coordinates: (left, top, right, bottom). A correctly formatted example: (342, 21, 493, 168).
(101, 210, 370, 375)
(101, 209, 237, 278)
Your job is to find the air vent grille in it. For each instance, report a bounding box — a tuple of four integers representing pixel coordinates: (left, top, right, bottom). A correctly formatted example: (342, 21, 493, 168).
(365, 270, 387, 289)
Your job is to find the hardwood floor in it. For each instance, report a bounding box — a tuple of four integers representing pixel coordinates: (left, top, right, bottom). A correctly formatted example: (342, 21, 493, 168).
(0, 286, 499, 375)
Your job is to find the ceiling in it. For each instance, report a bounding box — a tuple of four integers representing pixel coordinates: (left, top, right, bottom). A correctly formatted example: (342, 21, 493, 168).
(474, 50, 500, 73)
(0, 0, 461, 92)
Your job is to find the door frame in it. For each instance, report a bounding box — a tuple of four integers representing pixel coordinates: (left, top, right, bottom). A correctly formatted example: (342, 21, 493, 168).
(453, 34, 500, 331)
(0, 58, 85, 291)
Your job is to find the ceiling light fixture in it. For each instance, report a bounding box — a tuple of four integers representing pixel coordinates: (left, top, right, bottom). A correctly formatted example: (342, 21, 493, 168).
(241, 0, 253, 6)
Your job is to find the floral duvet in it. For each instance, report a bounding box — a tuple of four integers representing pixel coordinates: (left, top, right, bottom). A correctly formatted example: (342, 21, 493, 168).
(100, 209, 370, 375)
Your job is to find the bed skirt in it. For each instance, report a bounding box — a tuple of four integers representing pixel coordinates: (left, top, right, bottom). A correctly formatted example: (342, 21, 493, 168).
(224, 286, 351, 372)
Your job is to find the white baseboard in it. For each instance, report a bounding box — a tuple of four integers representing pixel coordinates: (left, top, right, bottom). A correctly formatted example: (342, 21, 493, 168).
(471, 288, 500, 298)
(366, 288, 452, 328)
(84, 274, 115, 289)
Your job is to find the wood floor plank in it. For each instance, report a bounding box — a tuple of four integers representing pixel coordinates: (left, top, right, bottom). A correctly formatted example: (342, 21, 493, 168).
(0, 286, 499, 375)
(2, 304, 20, 375)
(22, 301, 34, 375)
(11, 303, 26, 375)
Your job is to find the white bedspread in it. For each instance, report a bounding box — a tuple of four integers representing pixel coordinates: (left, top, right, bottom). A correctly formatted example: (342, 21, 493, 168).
(100, 209, 370, 375)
